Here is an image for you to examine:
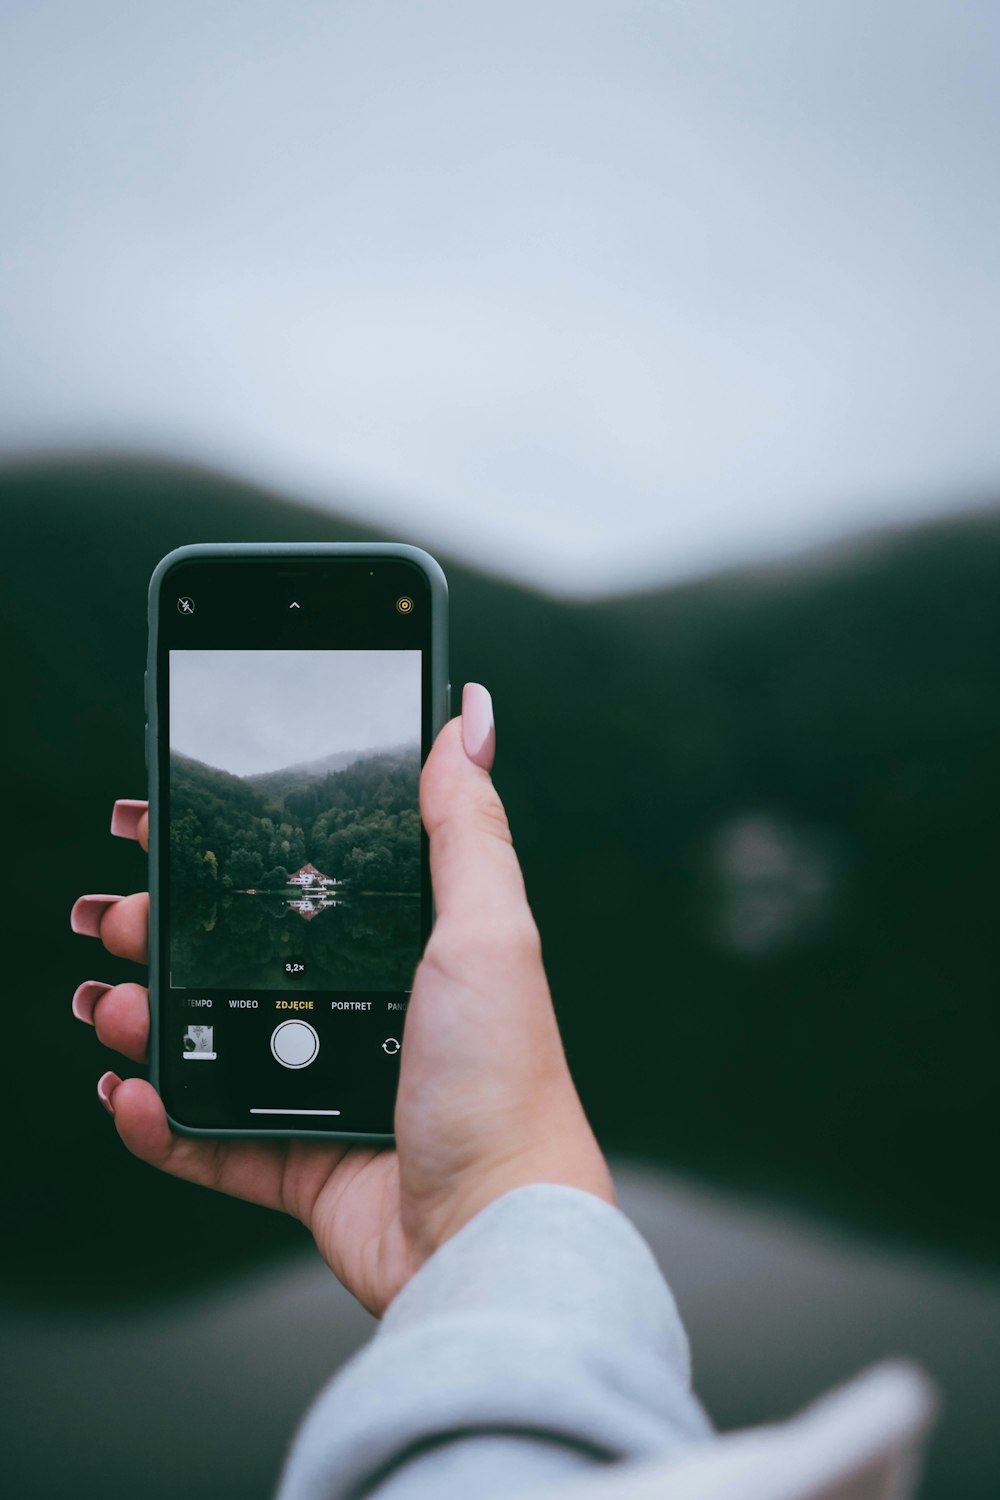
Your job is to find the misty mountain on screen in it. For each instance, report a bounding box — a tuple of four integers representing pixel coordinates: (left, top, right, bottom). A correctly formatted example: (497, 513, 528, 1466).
(245, 740, 420, 795)
(169, 744, 421, 894)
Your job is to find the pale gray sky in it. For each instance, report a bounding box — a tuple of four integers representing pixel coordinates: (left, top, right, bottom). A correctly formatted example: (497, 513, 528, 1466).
(2, 2, 998, 594)
(170, 650, 420, 777)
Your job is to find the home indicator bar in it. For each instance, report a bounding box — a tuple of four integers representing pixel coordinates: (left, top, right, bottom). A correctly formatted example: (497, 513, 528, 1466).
(250, 1108, 342, 1116)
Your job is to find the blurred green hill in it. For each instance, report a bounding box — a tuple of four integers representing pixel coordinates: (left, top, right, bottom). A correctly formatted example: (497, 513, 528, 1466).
(3, 458, 998, 1301)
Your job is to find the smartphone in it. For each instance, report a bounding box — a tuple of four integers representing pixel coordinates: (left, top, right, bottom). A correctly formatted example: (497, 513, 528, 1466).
(146, 543, 449, 1140)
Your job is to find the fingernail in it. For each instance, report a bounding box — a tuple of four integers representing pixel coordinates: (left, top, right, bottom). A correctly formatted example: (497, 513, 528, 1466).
(97, 1071, 122, 1117)
(111, 799, 147, 840)
(71, 895, 123, 938)
(462, 683, 495, 772)
(73, 980, 112, 1025)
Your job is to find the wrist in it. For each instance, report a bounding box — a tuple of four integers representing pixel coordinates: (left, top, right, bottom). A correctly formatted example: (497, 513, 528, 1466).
(405, 1139, 615, 1266)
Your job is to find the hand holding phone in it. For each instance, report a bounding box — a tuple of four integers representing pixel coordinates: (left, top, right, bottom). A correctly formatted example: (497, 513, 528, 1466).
(74, 698, 614, 1315)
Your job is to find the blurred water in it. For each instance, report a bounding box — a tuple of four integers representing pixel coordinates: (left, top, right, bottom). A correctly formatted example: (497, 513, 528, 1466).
(4, 1162, 998, 1500)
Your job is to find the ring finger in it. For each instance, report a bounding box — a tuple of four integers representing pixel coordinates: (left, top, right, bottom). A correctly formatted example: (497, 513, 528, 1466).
(72, 979, 150, 1063)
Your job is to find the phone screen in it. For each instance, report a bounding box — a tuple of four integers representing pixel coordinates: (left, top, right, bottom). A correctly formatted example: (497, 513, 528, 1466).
(151, 553, 439, 1135)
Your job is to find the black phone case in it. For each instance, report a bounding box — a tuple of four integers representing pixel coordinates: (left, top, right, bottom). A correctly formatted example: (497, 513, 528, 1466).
(146, 542, 449, 1140)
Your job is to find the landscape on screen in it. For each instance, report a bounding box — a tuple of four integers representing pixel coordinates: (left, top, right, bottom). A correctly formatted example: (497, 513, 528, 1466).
(168, 744, 422, 990)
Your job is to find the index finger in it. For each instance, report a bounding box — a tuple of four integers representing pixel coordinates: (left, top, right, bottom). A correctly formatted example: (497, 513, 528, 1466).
(111, 799, 149, 852)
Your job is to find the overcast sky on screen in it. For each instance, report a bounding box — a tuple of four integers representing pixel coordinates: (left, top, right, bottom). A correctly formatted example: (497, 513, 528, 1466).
(170, 651, 421, 777)
(1, 2, 998, 594)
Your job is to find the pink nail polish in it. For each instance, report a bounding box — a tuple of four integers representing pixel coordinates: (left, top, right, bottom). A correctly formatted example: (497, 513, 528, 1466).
(111, 799, 147, 840)
(462, 683, 495, 772)
(73, 980, 112, 1025)
(97, 1071, 122, 1117)
(70, 895, 123, 938)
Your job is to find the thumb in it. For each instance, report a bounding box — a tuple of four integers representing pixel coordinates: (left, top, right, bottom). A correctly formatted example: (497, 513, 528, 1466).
(405, 685, 616, 1244)
(420, 685, 534, 944)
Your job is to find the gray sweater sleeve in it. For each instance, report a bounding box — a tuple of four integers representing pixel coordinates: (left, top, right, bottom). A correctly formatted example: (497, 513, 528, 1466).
(276, 1183, 713, 1500)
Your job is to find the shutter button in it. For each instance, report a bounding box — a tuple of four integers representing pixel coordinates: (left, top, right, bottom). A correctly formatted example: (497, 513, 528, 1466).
(270, 1020, 320, 1069)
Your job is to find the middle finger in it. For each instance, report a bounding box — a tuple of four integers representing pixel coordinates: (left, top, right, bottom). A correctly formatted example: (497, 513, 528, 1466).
(71, 891, 149, 963)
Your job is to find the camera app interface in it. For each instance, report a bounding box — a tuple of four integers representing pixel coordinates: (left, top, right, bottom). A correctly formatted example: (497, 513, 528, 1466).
(156, 557, 432, 1135)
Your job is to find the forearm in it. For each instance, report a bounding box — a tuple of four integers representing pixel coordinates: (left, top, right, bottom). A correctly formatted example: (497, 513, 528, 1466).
(277, 1184, 712, 1500)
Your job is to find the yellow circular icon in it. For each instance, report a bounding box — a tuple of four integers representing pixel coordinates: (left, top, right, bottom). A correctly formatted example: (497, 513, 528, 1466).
(396, 596, 414, 614)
